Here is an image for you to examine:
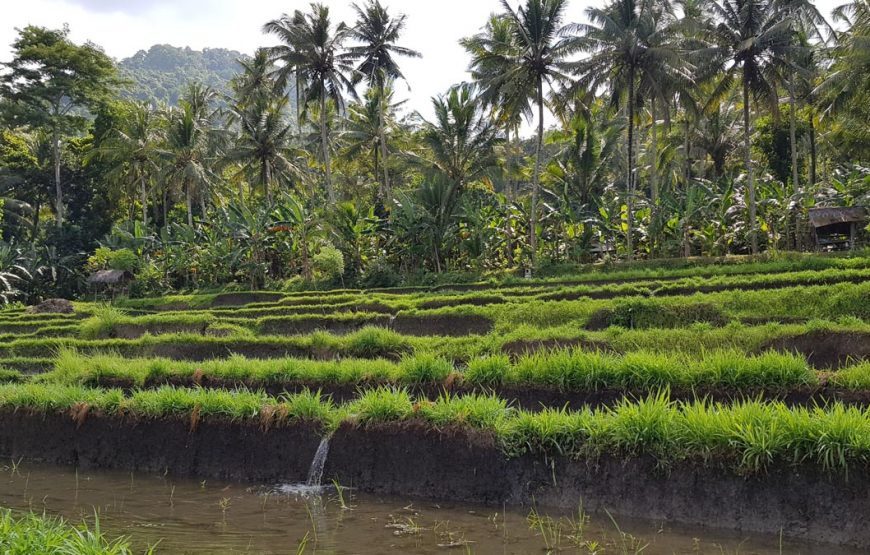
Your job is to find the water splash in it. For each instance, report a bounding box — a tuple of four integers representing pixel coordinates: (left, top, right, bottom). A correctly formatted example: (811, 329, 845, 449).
(306, 436, 331, 487)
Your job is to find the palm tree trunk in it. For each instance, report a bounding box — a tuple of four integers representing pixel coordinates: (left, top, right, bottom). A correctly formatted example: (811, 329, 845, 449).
(650, 96, 659, 206)
(742, 76, 758, 255)
(264, 162, 272, 204)
(530, 77, 544, 272)
(626, 70, 636, 260)
(505, 124, 514, 266)
(53, 125, 63, 228)
(140, 174, 148, 228)
(296, 70, 303, 143)
(788, 78, 800, 251)
(320, 90, 335, 204)
(809, 109, 817, 186)
(186, 181, 193, 227)
(650, 95, 659, 259)
(378, 86, 392, 206)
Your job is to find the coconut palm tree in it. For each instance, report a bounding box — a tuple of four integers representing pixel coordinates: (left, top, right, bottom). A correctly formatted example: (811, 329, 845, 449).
(703, 0, 799, 253)
(161, 84, 218, 227)
(572, 0, 690, 259)
(417, 84, 502, 222)
(225, 95, 299, 203)
(347, 0, 421, 204)
(475, 0, 575, 269)
(264, 4, 358, 205)
(341, 84, 404, 193)
(90, 101, 162, 228)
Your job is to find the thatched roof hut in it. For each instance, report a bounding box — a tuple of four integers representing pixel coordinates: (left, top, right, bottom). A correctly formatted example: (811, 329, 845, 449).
(87, 270, 134, 286)
(808, 207, 867, 250)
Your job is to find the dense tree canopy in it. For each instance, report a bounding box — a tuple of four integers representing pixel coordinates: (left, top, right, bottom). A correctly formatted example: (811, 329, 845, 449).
(0, 0, 867, 302)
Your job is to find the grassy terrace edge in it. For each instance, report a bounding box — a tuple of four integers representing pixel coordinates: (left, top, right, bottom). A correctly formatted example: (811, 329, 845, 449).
(2, 382, 870, 477)
(37, 348, 862, 392)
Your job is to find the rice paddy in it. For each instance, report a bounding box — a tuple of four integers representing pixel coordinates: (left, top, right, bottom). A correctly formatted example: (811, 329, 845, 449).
(0, 253, 868, 549)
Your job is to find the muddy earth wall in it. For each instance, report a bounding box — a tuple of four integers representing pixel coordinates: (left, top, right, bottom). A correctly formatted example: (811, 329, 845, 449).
(0, 411, 867, 548)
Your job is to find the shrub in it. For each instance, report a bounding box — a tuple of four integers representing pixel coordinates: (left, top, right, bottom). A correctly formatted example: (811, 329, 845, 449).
(129, 261, 166, 298)
(87, 247, 139, 273)
(312, 245, 345, 284)
(360, 257, 400, 289)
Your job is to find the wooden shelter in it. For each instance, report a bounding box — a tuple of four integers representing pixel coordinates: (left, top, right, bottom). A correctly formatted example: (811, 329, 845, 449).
(808, 207, 867, 251)
(87, 269, 134, 299)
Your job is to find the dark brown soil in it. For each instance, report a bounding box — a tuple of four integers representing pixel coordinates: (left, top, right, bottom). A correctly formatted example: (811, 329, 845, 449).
(210, 293, 285, 307)
(0, 410, 323, 481)
(392, 314, 493, 336)
(762, 331, 870, 369)
(501, 338, 613, 358)
(325, 421, 870, 548)
(418, 296, 506, 310)
(27, 299, 75, 314)
(1, 411, 869, 547)
(111, 323, 209, 339)
(258, 316, 392, 336)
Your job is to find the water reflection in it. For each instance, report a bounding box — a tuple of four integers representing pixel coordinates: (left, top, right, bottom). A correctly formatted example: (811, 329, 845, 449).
(0, 461, 859, 554)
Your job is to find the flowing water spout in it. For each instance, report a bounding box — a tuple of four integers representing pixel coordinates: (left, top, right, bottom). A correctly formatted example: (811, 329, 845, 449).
(306, 436, 331, 487)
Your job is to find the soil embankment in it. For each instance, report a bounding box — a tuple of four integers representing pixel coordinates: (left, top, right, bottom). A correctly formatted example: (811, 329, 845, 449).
(0, 410, 867, 548)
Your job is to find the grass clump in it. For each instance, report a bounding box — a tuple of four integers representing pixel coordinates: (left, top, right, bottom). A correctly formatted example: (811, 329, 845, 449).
(465, 355, 511, 386)
(126, 387, 267, 419)
(830, 361, 870, 390)
(344, 326, 411, 358)
(397, 353, 452, 383)
(0, 509, 148, 554)
(417, 392, 510, 428)
(350, 387, 413, 423)
(79, 305, 130, 339)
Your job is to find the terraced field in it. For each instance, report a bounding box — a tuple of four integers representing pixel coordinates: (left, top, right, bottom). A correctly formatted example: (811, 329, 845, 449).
(1, 254, 869, 548)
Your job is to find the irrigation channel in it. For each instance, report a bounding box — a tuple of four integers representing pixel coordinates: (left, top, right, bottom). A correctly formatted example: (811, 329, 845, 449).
(0, 461, 861, 554)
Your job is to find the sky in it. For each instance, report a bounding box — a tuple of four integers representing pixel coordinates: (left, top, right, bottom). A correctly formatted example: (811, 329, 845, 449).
(0, 0, 845, 125)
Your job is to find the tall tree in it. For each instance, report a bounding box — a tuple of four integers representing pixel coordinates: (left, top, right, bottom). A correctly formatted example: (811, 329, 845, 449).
(418, 84, 502, 221)
(161, 84, 217, 227)
(264, 4, 358, 204)
(347, 0, 421, 205)
(483, 0, 576, 269)
(90, 101, 163, 228)
(0, 25, 118, 227)
(227, 52, 299, 203)
(704, 0, 798, 254)
(573, 0, 689, 259)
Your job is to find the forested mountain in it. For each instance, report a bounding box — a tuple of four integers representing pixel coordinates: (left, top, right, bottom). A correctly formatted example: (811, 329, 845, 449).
(118, 45, 246, 104)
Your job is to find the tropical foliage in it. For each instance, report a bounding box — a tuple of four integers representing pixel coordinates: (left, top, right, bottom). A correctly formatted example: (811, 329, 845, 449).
(0, 0, 868, 302)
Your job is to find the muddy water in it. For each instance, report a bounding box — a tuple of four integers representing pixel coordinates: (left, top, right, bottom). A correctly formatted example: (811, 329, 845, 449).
(0, 462, 860, 555)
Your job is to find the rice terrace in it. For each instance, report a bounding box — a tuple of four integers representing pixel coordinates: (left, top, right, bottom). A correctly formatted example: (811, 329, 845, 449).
(1, 0, 870, 552)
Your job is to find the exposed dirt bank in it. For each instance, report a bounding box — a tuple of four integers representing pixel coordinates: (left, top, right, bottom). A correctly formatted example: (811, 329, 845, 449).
(0, 411, 867, 547)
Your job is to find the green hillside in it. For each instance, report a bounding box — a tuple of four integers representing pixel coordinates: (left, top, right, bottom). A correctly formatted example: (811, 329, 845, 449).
(118, 44, 246, 104)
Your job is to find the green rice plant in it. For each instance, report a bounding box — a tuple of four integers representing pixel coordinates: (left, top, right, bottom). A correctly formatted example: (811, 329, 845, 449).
(700, 350, 815, 388)
(464, 355, 511, 386)
(126, 387, 267, 420)
(79, 305, 130, 339)
(351, 387, 413, 423)
(397, 353, 452, 383)
(417, 392, 510, 428)
(0, 382, 123, 413)
(830, 361, 870, 389)
(344, 326, 411, 358)
(601, 391, 676, 457)
(0, 367, 22, 383)
(0, 509, 148, 554)
(511, 349, 615, 391)
(280, 389, 336, 425)
(498, 406, 594, 457)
